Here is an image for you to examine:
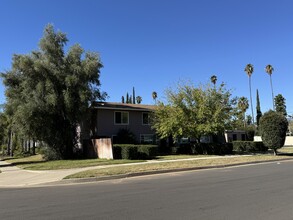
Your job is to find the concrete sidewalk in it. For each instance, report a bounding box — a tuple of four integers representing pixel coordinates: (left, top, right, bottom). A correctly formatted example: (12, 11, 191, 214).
(0, 155, 281, 188)
(0, 160, 89, 187)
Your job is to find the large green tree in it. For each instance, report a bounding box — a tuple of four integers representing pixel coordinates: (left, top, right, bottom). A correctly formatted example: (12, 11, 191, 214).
(152, 81, 237, 142)
(259, 110, 288, 155)
(1, 104, 15, 156)
(0, 111, 8, 152)
(1, 24, 106, 159)
(274, 94, 287, 116)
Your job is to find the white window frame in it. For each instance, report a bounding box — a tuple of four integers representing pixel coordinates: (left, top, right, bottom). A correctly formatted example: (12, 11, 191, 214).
(142, 112, 150, 125)
(140, 134, 156, 144)
(114, 111, 129, 125)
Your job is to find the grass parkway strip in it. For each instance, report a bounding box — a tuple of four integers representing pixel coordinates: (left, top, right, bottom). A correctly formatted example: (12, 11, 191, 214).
(64, 155, 293, 179)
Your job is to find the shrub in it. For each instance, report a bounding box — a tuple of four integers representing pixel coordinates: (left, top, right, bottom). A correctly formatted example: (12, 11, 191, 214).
(232, 141, 268, 153)
(158, 138, 174, 155)
(122, 146, 138, 159)
(259, 110, 288, 155)
(177, 143, 192, 154)
(113, 144, 159, 159)
(1, 145, 7, 156)
(41, 146, 62, 161)
(113, 145, 138, 159)
(170, 146, 179, 154)
(254, 141, 268, 152)
(233, 141, 248, 152)
(112, 145, 122, 159)
(202, 143, 233, 155)
(177, 143, 232, 155)
(137, 145, 159, 159)
(245, 125, 255, 141)
(221, 143, 233, 154)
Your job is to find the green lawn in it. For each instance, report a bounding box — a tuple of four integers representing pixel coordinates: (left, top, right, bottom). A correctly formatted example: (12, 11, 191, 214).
(65, 154, 293, 179)
(156, 154, 215, 160)
(2, 146, 293, 172)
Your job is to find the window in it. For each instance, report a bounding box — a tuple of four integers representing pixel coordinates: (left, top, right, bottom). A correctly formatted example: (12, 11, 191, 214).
(232, 134, 237, 141)
(241, 134, 246, 141)
(142, 112, 150, 125)
(140, 134, 156, 144)
(115, 111, 129, 125)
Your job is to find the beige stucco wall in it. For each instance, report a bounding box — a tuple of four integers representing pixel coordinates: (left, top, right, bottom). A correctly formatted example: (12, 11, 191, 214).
(254, 136, 293, 146)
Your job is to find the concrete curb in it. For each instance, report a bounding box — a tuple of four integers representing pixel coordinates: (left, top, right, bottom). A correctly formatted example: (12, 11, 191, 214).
(57, 158, 293, 185)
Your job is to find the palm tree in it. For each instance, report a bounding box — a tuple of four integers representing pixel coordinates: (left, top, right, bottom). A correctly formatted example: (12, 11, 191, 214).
(265, 64, 275, 110)
(136, 96, 142, 104)
(210, 75, 217, 88)
(244, 64, 255, 124)
(238, 96, 249, 128)
(152, 91, 157, 104)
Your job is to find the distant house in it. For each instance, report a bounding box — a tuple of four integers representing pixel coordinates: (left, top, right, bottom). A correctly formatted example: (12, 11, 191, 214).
(224, 130, 247, 142)
(81, 102, 157, 145)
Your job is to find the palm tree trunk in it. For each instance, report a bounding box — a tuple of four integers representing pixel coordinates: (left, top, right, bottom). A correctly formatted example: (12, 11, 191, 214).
(270, 75, 275, 110)
(249, 77, 255, 124)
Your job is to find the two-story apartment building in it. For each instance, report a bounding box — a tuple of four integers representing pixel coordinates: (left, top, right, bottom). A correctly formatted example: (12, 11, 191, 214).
(85, 102, 157, 144)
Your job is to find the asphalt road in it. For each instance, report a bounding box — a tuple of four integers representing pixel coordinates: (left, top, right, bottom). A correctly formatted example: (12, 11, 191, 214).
(1, 161, 293, 220)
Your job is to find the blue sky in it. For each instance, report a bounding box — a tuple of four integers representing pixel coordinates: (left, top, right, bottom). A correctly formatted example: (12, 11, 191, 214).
(1, 0, 293, 115)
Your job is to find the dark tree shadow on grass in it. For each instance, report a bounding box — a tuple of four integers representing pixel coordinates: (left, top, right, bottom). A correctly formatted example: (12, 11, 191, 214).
(0, 160, 45, 168)
(276, 152, 293, 156)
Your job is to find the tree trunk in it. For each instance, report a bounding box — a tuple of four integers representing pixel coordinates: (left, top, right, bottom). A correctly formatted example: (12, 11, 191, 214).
(7, 130, 11, 156)
(32, 140, 36, 155)
(274, 149, 277, 156)
(10, 132, 13, 157)
(28, 139, 31, 154)
(270, 75, 275, 110)
(22, 139, 25, 153)
(249, 77, 255, 124)
(25, 139, 28, 152)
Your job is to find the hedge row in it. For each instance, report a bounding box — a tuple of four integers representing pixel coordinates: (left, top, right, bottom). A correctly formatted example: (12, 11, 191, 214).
(112, 141, 267, 159)
(113, 145, 159, 160)
(232, 141, 268, 153)
(172, 143, 233, 155)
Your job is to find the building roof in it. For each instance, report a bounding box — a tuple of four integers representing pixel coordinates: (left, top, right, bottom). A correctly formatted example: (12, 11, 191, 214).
(92, 102, 156, 111)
